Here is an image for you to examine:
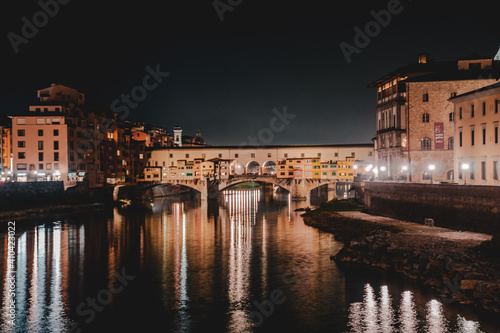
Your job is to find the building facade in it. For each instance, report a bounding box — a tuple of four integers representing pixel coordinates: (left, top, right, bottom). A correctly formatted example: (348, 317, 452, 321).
(370, 52, 499, 183)
(450, 82, 500, 185)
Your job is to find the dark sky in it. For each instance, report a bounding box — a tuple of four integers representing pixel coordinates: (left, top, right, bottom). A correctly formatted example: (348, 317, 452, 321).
(1, 0, 499, 145)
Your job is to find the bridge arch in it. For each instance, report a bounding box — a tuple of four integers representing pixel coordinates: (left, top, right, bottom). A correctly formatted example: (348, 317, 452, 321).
(262, 160, 277, 175)
(246, 161, 261, 175)
(230, 161, 245, 175)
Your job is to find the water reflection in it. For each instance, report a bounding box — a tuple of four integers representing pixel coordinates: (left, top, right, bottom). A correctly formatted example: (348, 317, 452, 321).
(0, 187, 496, 332)
(224, 190, 259, 332)
(347, 283, 485, 333)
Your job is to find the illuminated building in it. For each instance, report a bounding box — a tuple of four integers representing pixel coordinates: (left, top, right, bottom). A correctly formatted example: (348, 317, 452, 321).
(370, 51, 499, 183)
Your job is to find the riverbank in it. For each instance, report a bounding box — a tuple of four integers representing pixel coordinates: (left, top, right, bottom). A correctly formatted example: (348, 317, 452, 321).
(302, 199, 500, 312)
(0, 202, 106, 224)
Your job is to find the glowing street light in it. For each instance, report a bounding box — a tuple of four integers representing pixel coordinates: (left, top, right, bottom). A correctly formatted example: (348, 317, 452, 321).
(462, 163, 469, 184)
(428, 164, 435, 183)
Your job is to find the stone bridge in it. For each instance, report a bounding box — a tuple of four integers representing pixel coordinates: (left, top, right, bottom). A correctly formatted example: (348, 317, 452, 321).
(144, 175, 338, 201)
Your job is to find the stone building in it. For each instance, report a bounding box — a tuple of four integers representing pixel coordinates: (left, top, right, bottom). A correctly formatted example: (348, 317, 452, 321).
(370, 51, 499, 183)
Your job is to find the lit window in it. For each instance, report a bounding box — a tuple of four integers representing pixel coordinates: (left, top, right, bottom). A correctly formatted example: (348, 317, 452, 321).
(421, 137, 431, 150)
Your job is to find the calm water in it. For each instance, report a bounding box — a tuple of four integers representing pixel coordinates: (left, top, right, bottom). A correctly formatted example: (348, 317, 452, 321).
(0, 187, 498, 332)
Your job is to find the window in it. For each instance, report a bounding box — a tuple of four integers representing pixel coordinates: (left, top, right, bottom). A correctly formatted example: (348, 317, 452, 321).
(54, 163, 59, 169)
(334, 153, 338, 157)
(481, 161, 486, 180)
(251, 153, 255, 158)
(470, 161, 475, 180)
(268, 153, 272, 158)
(139, 154, 144, 159)
(421, 137, 431, 150)
(18, 141, 25, 148)
(423, 93, 429, 102)
(422, 113, 429, 122)
(494, 161, 498, 180)
(301, 153, 305, 157)
(185, 154, 189, 158)
(17, 163, 27, 170)
(450, 92, 457, 98)
(54, 141, 59, 150)
(235, 154, 238, 158)
(54, 129, 59, 136)
(449, 112, 454, 122)
(471, 127, 475, 146)
(495, 123, 498, 144)
(284, 153, 288, 158)
(458, 162, 463, 179)
(38, 152, 43, 162)
(38, 129, 43, 136)
(496, 99, 499, 114)
(39, 164, 44, 170)
(482, 126, 486, 145)
(219, 154, 223, 158)
(422, 171, 432, 180)
(448, 137, 454, 150)
(38, 141, 44, 150)
(37, 118, 44, 125)
(471, 104, 474, 118)
(482, 102, 486, 116)
(459, 128, 463, 147)
(18, 129, 25, 136)
(18, 152, 25, 159)
(169, 154, 173, 158)
(17, 118, 25, 125)
(54, 152, 59, 161)
(459, 107, 462, 120)
(47, 163, 52, 170)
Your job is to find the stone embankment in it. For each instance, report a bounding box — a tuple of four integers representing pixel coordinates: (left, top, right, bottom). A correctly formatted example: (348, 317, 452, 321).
(303, 201, 500, 312)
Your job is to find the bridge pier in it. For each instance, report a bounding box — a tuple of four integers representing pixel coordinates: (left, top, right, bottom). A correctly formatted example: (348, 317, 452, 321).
(327, 183, 337, 201)
(290, 180, 309, 201)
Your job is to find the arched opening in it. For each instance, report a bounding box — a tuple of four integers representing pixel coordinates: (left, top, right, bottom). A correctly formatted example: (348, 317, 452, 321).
(230, 161, 244, 175)
(447, 170, 454, 181)
(246, 161, 261, 175)
(262, 161, 277, 175)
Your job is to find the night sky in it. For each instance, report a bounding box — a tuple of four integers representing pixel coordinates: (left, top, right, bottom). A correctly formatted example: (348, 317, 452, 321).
(1, 0, 499, 146)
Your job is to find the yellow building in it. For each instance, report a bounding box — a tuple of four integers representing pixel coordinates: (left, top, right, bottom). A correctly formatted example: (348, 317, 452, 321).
(450, 82, 500, 185)
(337, 157, 355, 181)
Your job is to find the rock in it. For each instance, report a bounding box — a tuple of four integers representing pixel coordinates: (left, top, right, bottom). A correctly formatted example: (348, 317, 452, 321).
(461, 280, 479, 290)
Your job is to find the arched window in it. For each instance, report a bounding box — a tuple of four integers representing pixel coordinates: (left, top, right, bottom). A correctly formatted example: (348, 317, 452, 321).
(448, 137, 454, 150)
(421, 137, 431, 150)
(422, 113, 429, 122)
(449, 112, 454, 121)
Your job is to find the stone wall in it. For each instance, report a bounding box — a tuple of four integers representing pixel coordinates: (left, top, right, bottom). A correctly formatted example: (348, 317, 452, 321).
(364, 182, 500, 234)
(0, 181, 64, 210)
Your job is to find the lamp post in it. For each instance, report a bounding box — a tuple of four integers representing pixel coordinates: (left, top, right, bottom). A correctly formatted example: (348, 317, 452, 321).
(402, 165, 408, 181)
(380, 166, 386, 180)
(428, 164, 435, 183)
(462, 163, 469, 185)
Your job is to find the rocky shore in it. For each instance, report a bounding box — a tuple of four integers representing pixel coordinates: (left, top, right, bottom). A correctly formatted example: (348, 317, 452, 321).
(302, 200, 500, 312)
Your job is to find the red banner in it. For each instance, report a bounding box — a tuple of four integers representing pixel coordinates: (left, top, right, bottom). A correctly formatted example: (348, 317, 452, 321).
(434, 122, 444, 149)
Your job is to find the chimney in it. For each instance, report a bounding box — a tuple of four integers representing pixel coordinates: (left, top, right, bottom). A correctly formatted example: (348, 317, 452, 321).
(418, 53, 429, 64)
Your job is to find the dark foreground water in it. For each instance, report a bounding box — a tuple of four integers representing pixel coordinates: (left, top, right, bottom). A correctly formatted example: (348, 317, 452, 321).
(0, 188, 498, 332)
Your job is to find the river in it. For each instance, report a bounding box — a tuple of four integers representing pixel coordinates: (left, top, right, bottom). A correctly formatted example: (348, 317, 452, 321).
(0, 186, 498, 332)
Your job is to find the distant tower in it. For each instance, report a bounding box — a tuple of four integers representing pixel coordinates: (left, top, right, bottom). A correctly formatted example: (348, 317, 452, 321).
(173, 126, 182, 147)
(494, 46, 500, 61)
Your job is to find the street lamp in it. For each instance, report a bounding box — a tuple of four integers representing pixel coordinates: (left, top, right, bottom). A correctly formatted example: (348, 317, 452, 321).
(428, 164, 435, 183)
(402, 165, 408, 181)
(462, 163, 469, 185)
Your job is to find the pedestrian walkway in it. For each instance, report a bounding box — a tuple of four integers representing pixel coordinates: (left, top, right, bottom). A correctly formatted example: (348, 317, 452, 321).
(337, 211, 492, 244)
